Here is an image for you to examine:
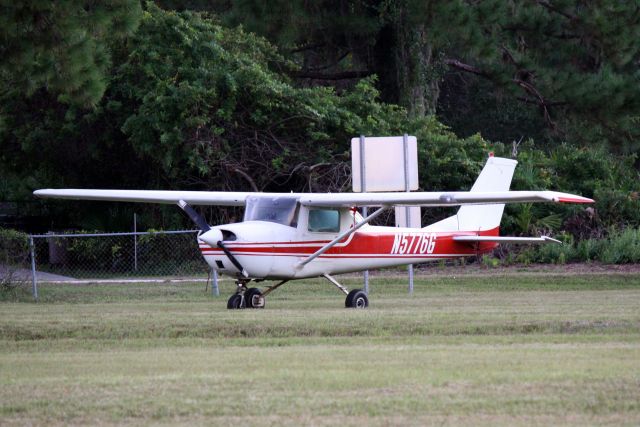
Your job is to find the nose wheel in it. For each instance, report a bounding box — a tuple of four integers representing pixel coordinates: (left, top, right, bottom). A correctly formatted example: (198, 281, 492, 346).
(245, 287, 265, 308)
(227, 293, 245, 309)
(226, 279, 288, 309)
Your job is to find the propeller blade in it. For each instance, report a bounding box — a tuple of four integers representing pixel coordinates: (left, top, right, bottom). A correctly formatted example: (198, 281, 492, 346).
(177, 200, 210, 232)
(177, 200, 247, 278)
(217, 241, 249, 278)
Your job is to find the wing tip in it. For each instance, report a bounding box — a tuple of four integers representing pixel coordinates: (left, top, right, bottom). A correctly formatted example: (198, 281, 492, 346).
(555, 196, 595, 204)
(542, 235, 562, 244)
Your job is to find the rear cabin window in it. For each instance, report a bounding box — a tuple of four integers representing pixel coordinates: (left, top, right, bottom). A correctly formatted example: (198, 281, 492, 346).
(308, 209, 340, 233)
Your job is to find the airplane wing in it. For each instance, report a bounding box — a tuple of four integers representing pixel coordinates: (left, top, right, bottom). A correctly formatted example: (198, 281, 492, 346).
(299, 191, 593, 207)
(34, 189, 593, 207)
(33, 189, 256, 206)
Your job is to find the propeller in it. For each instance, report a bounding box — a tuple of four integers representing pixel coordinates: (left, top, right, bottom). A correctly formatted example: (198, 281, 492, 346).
(215, 240, 248, 278)
(177, 200, 210, 232)
(177, 200, 248, 278)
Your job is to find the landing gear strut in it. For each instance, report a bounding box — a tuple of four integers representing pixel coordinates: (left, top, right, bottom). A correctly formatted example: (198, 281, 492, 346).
(227, 280, 248, 309)
(226, 275, 369, 309)
(323, 274, 369, 309)
(226, 279, 289, 310)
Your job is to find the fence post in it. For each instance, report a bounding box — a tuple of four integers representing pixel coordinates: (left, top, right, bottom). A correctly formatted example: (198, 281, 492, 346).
(133, 213, 138, 271)
(29, 236, 38, 301)
(359, 134, 370, 295)
(403, 133, 414, 295)
(212, 269, 219, 296)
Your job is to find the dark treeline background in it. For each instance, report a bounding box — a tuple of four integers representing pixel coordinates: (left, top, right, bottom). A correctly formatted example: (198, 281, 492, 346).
(1, 1, 639, 246)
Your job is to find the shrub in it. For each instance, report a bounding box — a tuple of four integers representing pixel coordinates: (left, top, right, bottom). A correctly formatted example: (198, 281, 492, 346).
(600, 228, 640, 264)
(509, 227, 640, 264)
(0, 228, 30, 294)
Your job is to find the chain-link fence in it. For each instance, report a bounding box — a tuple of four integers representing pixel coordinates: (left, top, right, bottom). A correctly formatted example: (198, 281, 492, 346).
(0, 229, 31, 295)
(0, 230, 217, 300)
(30, 230, 209, 279)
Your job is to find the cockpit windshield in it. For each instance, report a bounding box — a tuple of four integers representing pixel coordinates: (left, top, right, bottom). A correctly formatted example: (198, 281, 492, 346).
(243, 196, 299, 227)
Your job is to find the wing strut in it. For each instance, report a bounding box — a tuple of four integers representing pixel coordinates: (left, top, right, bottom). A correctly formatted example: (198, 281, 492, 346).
(296, 206, 389, 269)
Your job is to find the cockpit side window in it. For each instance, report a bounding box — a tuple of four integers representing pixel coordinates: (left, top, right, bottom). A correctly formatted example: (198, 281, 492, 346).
(243, 196, 299, 227)
(308, 209, 340, 233)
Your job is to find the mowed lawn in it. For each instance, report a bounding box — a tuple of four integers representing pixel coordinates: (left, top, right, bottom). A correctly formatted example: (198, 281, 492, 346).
(1, 273, 639, 426)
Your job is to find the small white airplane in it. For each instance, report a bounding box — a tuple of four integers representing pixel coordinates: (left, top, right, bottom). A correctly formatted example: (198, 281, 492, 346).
(34, 156, 593, 309)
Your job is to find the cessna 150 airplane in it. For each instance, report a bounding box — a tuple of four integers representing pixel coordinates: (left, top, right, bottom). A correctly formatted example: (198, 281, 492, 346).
(35, 156, 593, 309)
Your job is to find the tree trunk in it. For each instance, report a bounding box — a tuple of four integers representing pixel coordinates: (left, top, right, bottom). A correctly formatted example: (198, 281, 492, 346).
(376, 5, 440, 117)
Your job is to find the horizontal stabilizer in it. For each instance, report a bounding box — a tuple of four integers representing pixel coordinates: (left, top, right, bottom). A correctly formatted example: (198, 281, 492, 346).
(453, 235, 562, 244)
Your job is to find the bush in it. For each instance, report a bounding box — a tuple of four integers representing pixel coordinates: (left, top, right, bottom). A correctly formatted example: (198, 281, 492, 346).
(512, 227, 640, 264)
(0, 228, 30, 294)
(600, 228, 640, 264)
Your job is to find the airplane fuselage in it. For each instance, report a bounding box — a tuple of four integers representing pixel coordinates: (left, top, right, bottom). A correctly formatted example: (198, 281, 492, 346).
(199, 220, 498, 279)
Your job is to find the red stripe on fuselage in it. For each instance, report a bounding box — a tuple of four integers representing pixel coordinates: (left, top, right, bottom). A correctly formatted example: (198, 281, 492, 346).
(198, 227, 499, 258)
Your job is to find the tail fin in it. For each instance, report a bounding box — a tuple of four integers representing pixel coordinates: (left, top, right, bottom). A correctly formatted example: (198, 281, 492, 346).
(424, 156, 517, 232)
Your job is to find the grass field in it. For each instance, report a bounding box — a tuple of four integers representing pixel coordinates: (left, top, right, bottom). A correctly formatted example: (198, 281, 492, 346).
(1, 273, 639, 426)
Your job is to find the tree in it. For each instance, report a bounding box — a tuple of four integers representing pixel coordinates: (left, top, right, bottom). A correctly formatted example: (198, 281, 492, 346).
(189, 0, 443, 117)
(0, 0, 141, 106)
(181, 1, 640, 150)
(4, 2, 636, 234)
(426, 1, 640, 151)
(1, 4, 503, 229)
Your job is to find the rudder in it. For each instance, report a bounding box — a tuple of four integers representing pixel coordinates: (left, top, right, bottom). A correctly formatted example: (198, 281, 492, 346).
(424, 156, 517, 232)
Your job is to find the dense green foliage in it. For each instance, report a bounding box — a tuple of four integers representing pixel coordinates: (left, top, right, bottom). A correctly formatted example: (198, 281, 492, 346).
(515, 228, 640, 265)
(199, 1, 640, 150)
(0, 228, 28, 266)
(0, 4, 507, 228)
(1, 1, 639, 263)
(0, 228, 29, 293)
(428, 1, 640, 151)
(0, 0, 142, 106)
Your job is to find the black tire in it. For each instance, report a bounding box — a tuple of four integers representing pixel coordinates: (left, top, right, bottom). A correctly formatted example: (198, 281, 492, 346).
(245, 287, 265, 309)
(227, 293, 245, 309)
(345, 289, 369, 309)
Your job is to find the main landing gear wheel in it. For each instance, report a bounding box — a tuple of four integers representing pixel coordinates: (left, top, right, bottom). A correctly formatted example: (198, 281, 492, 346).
(245, 287, 265, 309)
(322, 274, 369, 309)
(227, 293, 245, 309)
(345, 289, 369, 309)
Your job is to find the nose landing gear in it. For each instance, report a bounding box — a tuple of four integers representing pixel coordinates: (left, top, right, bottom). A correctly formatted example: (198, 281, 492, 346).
(245, 287, 265, 308)
(226, 292, 245, 309)
(226, 279, 289, 309)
